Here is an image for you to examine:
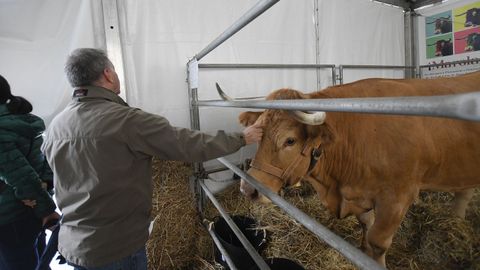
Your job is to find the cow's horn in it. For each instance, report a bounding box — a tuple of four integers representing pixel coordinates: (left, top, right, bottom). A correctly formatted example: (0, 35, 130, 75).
(290, 111, 326, 125)
(216, 83, 233, 101)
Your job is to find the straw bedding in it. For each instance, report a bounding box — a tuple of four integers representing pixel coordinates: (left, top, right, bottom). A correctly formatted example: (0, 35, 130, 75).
(147, 160, 480, 270)
(202, 183, 480, 270)
(147, 160, 200, 270)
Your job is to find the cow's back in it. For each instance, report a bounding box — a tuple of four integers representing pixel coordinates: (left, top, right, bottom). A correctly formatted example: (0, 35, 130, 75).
(322, 71, 480, 98)
(313, 71, 480, 192)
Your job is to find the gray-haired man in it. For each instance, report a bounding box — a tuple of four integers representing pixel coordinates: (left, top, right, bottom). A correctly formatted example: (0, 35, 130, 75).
(42, 48, 263, 270)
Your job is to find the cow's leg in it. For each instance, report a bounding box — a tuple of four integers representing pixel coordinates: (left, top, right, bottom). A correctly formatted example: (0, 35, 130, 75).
(365, 194, 414, 267)
(453, 188, 474, 219)
(356, 209, 375, 251)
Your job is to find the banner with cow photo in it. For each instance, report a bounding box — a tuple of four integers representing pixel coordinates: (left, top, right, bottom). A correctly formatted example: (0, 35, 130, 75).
(418, 0, 480, 78)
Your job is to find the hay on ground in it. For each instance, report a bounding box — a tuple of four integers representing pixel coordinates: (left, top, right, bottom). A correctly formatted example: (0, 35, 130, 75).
(144, 159, 479, 269)
(201, 182, 480, 270)
(147, 160, 201, 270)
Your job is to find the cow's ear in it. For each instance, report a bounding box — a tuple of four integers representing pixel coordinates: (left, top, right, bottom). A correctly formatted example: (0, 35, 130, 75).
(239, 111, 262, 127)
(305, 122, 334, 145)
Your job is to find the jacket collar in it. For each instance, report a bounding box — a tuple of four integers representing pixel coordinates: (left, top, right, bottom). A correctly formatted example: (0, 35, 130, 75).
(72, 86, 128, 106)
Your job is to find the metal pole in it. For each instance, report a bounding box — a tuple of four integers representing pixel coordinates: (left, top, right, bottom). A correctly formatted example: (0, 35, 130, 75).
(101, 0, 127, 101)
(314, 0, 321, 90)
(204, 220, 239, 270)
(338, 65, 344, 85)
(216, 158, 385, 270)
(340, 64, 415, 69)
(198, 63, 335, 69)
(196, 91, 480, 122)
(404, 11, 414, 79)
(331, 66, 337, 86)
(199, 181, 270, 270)
(194, 0, 280, 61)
(187, 59, 205, 211)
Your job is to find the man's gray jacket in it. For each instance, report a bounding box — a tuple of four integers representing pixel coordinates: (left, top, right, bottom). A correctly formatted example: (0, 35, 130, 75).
(41, 86, 245, 267)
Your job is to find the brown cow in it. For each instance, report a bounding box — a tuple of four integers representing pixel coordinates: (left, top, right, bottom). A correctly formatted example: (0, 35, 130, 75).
(236, 71, 480, 267)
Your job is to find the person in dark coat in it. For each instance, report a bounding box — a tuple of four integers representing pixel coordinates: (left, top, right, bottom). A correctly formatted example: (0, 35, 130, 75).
(0, 74, 60, 270)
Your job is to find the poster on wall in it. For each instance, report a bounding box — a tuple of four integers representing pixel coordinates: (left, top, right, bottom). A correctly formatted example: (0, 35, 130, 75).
(420, 1, 480, 78)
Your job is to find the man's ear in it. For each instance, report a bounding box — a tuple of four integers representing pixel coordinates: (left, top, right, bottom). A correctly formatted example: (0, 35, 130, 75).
(103, 68, 115, 84)
(239, 111, 263, 127)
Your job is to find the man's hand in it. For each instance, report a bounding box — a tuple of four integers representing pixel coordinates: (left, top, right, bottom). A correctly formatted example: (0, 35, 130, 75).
(242, 121, 263, 145)
(42, 212, 61, 231)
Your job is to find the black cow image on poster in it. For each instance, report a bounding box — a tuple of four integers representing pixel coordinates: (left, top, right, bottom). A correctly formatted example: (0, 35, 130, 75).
(456, 7, 480, 27)
(426, 16, 453, 34)
(463, 32, 480, 51)
(428, 39, 453, 56)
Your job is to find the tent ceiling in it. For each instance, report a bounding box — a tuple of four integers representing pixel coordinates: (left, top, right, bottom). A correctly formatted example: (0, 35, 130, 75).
(374, 0, 443, 10)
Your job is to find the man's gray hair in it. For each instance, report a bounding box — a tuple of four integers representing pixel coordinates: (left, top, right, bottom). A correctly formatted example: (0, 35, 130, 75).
(65, 48, 113, 87)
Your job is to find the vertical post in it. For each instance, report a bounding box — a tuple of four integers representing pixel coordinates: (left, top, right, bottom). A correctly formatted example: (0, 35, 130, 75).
(404, 10, 417, 79)
(338, 65, 344, 85)
(411, 12, 420, 78)
(331, 66, 337, 86)
(314, 0, 322, 90)
(101, 0, 127, 101)
(187, 59, 200, 131)
(187, 59, 205, 211)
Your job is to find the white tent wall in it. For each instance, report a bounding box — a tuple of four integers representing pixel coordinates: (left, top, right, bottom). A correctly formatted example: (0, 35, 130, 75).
(317, 0, 406, 83)
(118, 0, 318, 130)
(0, 0, 406, 128)
(118, 0, 405, 128)
(0, 0, 105, 124)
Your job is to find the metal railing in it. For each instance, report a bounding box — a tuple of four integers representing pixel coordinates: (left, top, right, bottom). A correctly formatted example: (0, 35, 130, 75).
(196, 91, 480, 122)
(193, 0, 280, 62)
(200, 181, 270, 270)
(216, 158, 385, 270)
(185, 1, 480, 270)
(199, 63, 337, 88)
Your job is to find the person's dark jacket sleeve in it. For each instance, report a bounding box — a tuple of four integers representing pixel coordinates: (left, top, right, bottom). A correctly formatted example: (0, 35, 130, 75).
(124, 108, 245, 161)
(0, 141, 56, 219)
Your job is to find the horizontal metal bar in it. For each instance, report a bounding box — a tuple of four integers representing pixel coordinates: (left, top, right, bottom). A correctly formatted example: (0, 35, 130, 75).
(412, 0, 442, 9)
(204, 220, 239, 270)
(199, 63, 336, 69)
(199, 181, 270, 270)
(201, 96, 264, 102)
(340, 64, 415, 69)
(194, 0, 280, 61)
(371, 0, 410, 9)
(205, 166, 231, 175)
(197, 91, 480, 121)
(217, 158, 385, 270)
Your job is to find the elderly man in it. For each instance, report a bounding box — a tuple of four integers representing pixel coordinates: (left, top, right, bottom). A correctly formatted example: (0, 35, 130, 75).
(42, 48, 263, 270)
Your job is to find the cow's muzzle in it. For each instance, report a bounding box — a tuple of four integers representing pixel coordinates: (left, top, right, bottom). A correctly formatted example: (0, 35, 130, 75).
(240, 179, 258, 199)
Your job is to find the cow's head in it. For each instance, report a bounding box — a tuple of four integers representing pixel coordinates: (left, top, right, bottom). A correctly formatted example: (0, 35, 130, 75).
(465, 33, 480, 51)
(434, 18, 443, 34)
(236, 89, 331, 203)
(465, 8, 479, 27)
(433, 39, 452, 56)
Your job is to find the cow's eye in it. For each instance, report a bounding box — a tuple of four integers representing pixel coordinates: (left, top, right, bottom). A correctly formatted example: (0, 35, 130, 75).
(284, 138, 296, 146)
